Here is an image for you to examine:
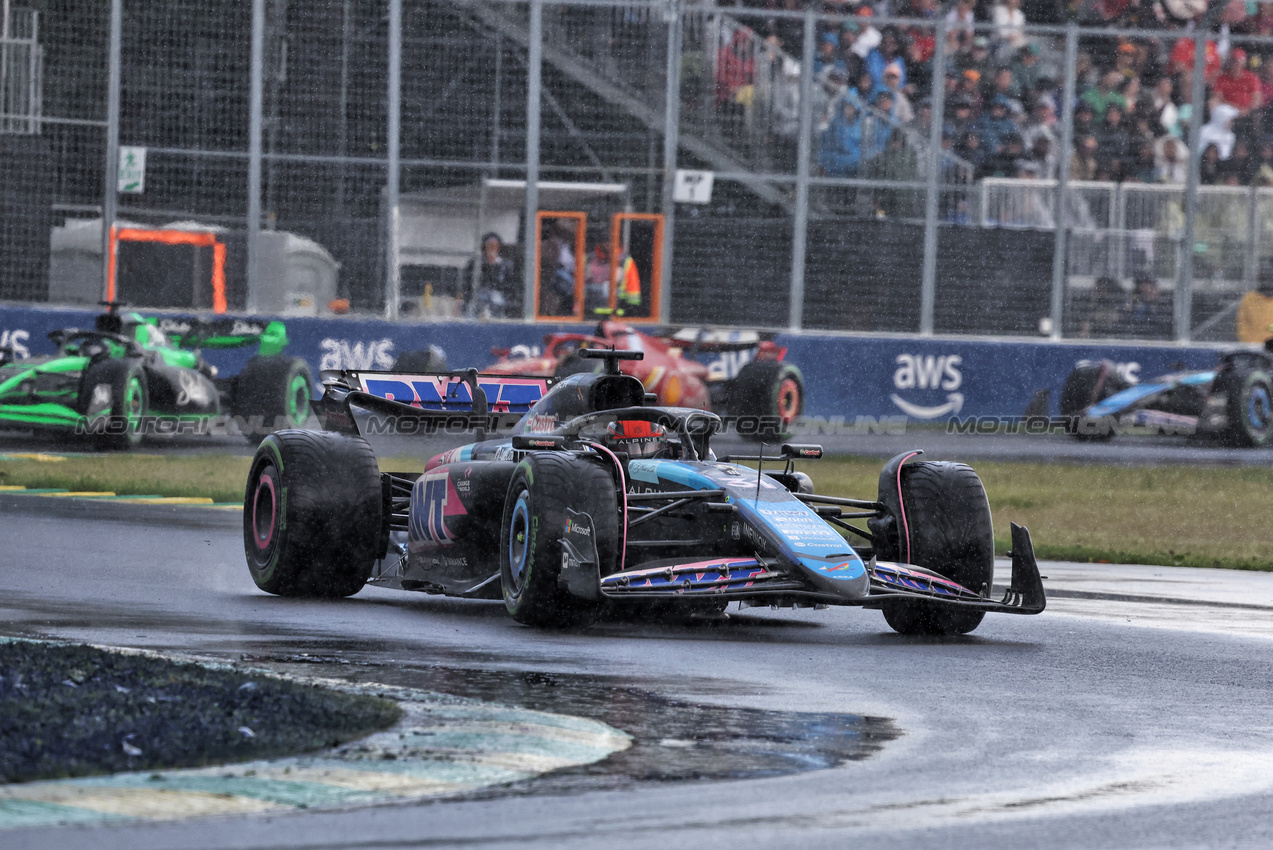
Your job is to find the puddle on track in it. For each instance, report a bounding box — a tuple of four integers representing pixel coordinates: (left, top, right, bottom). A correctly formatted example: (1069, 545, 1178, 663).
(2, 603, 900, 798)
(225, 641, 900, 797)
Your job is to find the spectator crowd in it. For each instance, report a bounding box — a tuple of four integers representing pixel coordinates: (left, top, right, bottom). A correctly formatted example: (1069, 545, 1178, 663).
(714, 0, 1273, 190)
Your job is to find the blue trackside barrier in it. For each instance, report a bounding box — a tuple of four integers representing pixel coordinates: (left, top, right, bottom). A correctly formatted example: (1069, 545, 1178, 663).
(0, 303, 1229, 421)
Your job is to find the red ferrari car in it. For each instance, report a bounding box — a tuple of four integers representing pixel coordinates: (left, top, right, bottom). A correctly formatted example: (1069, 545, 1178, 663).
(484, 321, 804, 435)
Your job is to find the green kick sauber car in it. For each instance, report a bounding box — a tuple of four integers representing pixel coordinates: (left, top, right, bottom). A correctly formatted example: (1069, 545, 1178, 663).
(0, 304, 313, 449)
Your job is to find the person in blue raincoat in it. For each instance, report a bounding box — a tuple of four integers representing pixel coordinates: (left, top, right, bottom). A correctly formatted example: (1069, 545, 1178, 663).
(975, 95, 1017, 155)
(865, 28, 906, 91)
(819, 98, 864, 177)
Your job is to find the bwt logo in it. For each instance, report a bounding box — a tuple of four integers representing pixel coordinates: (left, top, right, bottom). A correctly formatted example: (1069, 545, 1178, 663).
(1, 329, 31, 359)
(890, 354, 964, 419)
(319, 338, 396, 371)
(362, 376, 549, 411)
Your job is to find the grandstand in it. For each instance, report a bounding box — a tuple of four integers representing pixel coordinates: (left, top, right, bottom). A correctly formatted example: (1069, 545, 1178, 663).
(2, 0, 1272, 341)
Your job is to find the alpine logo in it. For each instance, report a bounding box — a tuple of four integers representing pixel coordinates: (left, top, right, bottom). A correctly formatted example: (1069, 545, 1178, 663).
(891, 353, 964, 419)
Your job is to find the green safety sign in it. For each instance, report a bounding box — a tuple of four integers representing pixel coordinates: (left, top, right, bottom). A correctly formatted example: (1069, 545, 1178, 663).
(118, 146, 147, 194)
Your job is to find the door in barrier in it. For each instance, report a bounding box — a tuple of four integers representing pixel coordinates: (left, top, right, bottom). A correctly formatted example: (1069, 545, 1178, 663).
(608, 213, 662, 323)
(534, 211, 587, 321)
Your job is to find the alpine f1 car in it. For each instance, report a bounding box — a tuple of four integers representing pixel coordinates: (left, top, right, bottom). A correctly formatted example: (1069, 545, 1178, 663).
(1052, 342, 1273, 446)
(244, 349, 1045, 636)
(483, 320, 804, 438)
(0, 303, 312, 449)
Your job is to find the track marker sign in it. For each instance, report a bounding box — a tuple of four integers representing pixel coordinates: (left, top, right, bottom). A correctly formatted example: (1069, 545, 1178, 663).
(673, 170, 714, 204)
(118, 146, 146, 194)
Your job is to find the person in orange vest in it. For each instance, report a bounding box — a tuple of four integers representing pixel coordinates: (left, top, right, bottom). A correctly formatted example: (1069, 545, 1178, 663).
(617, 254, 641, 309)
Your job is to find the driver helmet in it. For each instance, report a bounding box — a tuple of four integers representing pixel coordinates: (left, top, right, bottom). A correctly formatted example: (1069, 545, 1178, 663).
(604, 420, 669, 459)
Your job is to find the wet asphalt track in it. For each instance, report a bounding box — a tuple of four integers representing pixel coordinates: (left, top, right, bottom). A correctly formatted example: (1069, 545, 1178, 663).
(5, 494, 1273, 849)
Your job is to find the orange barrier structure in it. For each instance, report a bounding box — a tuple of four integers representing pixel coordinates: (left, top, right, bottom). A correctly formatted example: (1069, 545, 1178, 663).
(609, 213, 663, 324)
(533, 211, 588, 321)
(106, 226, 227, 314)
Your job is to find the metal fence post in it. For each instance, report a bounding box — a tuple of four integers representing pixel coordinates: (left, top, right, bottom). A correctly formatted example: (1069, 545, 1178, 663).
(491, 33, 502, 168)
(384, 0, 402, 320)
(101, 0, 122, 301)
(1178, 26, 1207, 343)
(522, 0, 542, 322)
(1050, 22, 1077, 339)
(658, 0, 682, 326)
(919, 14, 948, 336)
(1245, 184, 1258, 292)
(1, 0, 11, 132)
(246, 0, 264, 313)
(787, 6, 815, 333)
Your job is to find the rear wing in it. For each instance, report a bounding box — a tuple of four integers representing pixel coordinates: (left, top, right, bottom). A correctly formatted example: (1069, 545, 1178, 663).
(154, 316, 288, 356)
(313, 368, 553, 437)
(666, 327, 776, 353)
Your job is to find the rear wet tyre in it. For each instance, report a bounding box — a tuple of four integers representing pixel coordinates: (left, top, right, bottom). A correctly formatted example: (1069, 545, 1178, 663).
(235, 355, 313, 445)
(879, 461, 994, 637)
(729, 359, 803, 441)
(244, 430, 383, 597)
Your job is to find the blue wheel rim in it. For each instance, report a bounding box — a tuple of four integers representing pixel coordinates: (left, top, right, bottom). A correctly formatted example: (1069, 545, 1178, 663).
(508, 491, 530, 591)
(1248, 386, 1271, 432)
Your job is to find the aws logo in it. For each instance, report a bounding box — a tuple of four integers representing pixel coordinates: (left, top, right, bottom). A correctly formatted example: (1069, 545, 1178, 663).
(319, 337, 396, 371)
(1, 329, 30, 359)
(891, 354, 964, 419)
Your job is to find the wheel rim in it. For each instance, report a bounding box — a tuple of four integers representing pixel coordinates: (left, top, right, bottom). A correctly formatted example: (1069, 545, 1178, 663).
(1247, 384, 1272, 433)
(286, 374, 309, 426)
(775, 377, 801, 424)
(507, 490, 531, 593)
(251, 465, 278, 554)
(124, 376, 143, 423)
(121, 374, 144, 443)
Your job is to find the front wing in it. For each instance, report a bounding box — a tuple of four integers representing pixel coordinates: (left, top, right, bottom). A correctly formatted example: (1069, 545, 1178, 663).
(0, 402, 85, 430)
(560, 519, 1045, 615)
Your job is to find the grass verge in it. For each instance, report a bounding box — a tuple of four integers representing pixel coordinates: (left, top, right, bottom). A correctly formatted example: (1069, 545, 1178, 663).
(0, 454, 253, 504)
(811, 457, 1273, 571)
(2, 450, 1271, 570)
(0, 641, 402, 783)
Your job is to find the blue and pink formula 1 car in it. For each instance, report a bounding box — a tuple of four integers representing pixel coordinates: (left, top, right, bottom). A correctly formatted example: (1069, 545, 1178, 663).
(1054, 344, 1273, 447)
(243, 350, 1045, 636)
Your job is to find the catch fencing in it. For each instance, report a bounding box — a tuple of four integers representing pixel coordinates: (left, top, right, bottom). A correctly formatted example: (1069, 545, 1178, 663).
(3, 0, 1272, 343)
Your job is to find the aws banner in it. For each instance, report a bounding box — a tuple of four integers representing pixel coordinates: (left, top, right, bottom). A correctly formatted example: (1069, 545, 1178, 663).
(0, 303, 1227, 420)
(776, 334, 1221, 421)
